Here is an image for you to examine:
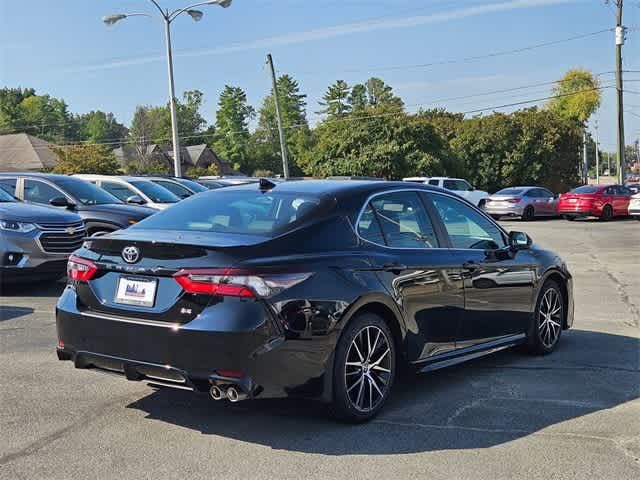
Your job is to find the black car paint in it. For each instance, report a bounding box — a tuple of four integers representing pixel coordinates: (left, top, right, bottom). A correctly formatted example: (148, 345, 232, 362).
(56, 181, 573, 403)
(0, 173, 156, 233)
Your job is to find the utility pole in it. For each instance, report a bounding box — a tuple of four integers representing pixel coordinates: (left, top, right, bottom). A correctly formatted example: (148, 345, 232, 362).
(595, 120, 600, 184)
(583, 131, 588, 184)
(614, 0, 626, 183)
(266, 53, 290, 179)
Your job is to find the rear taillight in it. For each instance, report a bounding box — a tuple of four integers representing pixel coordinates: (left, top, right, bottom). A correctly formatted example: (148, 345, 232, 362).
(506, 197, 521, 203)
(173, 268, 312, 298)
(67, 255, 97, 282)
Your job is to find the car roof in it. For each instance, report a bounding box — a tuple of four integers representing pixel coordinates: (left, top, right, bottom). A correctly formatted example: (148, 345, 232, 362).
(226, 179, 441, 198)
(74, 174, 154, 183)
(0, 172, 74, 182)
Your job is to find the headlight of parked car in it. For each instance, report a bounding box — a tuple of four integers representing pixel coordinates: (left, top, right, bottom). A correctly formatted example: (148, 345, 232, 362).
(0, 219, 37, 233)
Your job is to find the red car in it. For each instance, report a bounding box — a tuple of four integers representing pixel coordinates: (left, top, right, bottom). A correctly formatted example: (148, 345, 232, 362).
(557, 184, 633, 221)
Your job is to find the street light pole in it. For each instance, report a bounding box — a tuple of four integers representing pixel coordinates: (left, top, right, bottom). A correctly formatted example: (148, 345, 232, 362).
(163, 17, 182, 177)
(103, 1, 233, 177)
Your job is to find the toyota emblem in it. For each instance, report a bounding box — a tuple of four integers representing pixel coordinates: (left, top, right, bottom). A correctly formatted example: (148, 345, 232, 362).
(122, 246, 140, 264)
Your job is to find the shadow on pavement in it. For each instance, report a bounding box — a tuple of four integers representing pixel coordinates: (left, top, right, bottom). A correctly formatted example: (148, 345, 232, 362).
(126, 329, 639, 455)
(0, 306, 34, 321)
(0, 280, 66, 298)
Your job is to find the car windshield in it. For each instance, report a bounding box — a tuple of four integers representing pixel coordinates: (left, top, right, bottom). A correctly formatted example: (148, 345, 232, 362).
(56, 177, 122, 205)
(0, 188, 17, 202)
(132, 190, 323, 237)
(152, 180, 193, 199)
(130, 181, 180, 203)
(176, 178, 208, 193)
(570, 186, 599, 194)
(495, 188, 524, 195)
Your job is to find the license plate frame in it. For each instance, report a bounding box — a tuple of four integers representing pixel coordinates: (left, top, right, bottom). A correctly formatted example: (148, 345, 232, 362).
(115, 276, 158, 308)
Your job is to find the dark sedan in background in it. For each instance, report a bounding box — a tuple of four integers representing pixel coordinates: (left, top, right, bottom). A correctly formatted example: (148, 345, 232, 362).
(0, 173, 156, 236)
(0, 187, 85, 282)
(57, 180, 573, 422)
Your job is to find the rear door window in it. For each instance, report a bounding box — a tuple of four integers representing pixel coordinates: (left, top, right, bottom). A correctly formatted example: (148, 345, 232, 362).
(0, 178, 17, 196)
(357, 204, 386, 245)
(368, 191, 439, 248)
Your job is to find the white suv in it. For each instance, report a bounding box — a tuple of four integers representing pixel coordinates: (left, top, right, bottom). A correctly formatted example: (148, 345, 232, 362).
(403, 177, 489, 208)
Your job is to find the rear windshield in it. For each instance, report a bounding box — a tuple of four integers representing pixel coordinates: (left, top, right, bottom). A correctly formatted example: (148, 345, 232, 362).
(132, 190, 324, 236)
(570, 186, 599, 194)
(495, 188, 523, 195)
(130, 181, 180, 203)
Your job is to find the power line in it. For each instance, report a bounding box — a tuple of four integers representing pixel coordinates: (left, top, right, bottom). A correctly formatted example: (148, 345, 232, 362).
(293, 28, 613, 76)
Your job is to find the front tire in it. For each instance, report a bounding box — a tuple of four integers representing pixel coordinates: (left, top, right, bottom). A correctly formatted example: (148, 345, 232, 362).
(331, 313, 396, 423)
(527, 280, 564, 355)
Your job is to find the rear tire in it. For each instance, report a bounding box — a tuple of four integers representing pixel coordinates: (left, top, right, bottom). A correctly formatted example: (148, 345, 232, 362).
(600, 205, 613, 222)
(478, 199, 486, 209)
(563, 215, 575, 221)
(522, 205, 535, 221)
(490, 214, 502, 220)
(330, 313, 396, 423)
(527, 280, 564, 355)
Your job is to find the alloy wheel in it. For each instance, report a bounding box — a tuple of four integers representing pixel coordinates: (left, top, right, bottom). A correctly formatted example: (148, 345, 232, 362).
(538, 288, 563, 349)
(344, 326, 392, 413)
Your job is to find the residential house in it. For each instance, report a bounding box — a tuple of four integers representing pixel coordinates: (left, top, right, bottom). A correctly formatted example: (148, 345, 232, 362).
(0, 133, 58, 171)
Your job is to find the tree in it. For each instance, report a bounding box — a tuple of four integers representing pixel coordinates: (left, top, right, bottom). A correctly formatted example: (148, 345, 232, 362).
(251, 74, 310, 175)
(451, 108, 582, 192)
(184, 163, 219, 178)
(128, 105, 165, 172)
(365, 77, 404, 109)
(51, 144, 121, 175)
(348, 84, 368, 112)
(14, 94, 71, 143)
(547, 69, 601, 123)
(299, 107, 447, 179)
(73, 110, 128, 144)
(317, 80, 351, 117)
(212, 85, 255, 173)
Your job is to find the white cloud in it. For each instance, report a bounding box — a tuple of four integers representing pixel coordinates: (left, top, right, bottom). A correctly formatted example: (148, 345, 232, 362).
(61, 0, 577, 73)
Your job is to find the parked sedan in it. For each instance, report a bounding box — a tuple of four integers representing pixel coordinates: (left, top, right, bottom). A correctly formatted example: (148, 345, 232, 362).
(0, 187, 85, 282)
(0, 173, 156, 236)
(74, 175, 181, 210)
(557, 184, 633, 221)
(484, 186, 558, 221)
(57, 180, 573, 422)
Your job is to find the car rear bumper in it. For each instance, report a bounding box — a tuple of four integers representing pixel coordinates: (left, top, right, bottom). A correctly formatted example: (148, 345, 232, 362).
(629, 208, 640, 216)
(55, 286, 333, 400)
(483, 203, 524, 216)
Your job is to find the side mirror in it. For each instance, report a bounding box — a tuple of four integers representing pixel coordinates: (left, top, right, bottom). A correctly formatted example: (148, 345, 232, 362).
(509, 231, 532, 251)
(126, 195, 146, 205)
(49, 196, 75, 208)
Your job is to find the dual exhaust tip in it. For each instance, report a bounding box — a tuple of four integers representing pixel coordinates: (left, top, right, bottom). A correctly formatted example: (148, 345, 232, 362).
(210, 385, 248, 402)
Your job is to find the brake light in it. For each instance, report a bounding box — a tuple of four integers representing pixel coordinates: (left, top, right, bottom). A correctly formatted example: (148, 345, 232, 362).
(67, 255, 97, 282)
(506, 197, 521, 203)
(173, 268, 311, 298)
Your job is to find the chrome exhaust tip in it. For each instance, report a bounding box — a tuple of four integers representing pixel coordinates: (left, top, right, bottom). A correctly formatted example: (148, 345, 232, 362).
(226, 386, 248, 403)
(210, 385, 224, 401)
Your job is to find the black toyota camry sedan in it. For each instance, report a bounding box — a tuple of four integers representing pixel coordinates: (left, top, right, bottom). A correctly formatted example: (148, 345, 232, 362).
(56, 180, 574, 422)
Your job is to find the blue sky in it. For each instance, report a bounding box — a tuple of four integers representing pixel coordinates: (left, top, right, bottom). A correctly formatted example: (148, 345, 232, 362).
(1, 0, 639, 149)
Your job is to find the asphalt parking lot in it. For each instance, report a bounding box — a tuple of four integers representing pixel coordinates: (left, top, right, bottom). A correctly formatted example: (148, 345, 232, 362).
(1, 218, 639, 480)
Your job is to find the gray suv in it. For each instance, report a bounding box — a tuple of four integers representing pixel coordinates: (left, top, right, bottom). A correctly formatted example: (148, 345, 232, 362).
(0, 187, 85, 282)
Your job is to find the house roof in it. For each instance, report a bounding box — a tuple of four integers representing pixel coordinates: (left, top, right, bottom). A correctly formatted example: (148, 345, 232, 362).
(0, 133, 58, 171)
